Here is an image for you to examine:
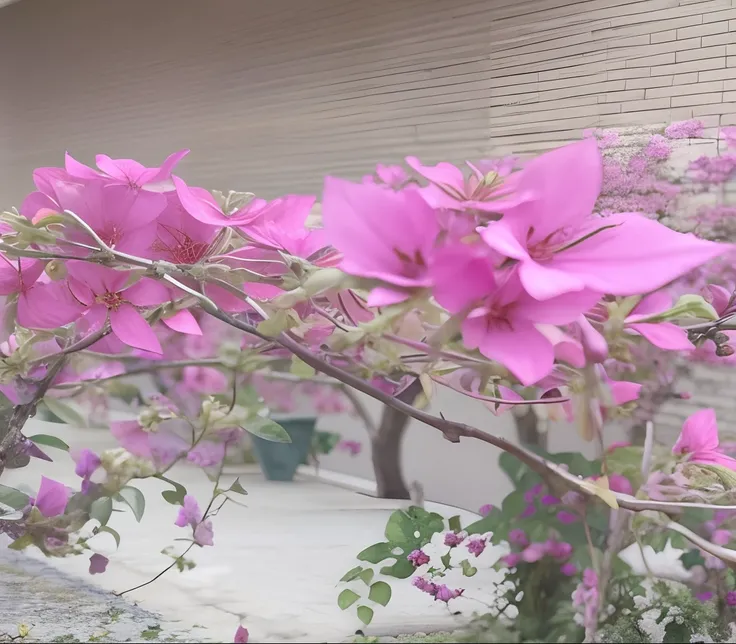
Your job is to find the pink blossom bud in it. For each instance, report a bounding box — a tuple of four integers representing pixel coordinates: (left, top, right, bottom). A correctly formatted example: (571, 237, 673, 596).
(712, 529, 731, 546)
(696, 591, 714, 602)
(434, 584, 464, 603)
(557, 510, 579, 524)
(508, 529, 528, 547)
(444, 531, 465, 547)
(478, 503, 493, 517)
(466, 538, 486, 558)
(546, 540, 573, 560)
(234, 626, 249, 643)
(582, 568, 598, 588)
(407, 549, 430, 567)
(608, 473, 633, 496)
(501, 552, 522, 567)
(522, 543, 546, 562)
(412, 576, 437, 594)
(541, 495, 561, 506)
(560, 562, 577, 576)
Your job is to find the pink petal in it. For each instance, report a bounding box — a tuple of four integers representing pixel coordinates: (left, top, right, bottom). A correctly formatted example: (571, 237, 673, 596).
(143, 149, 190, 186)
(430, 243, 496, 313)
(162, 309, 202, 335)
(173, 176, 228, 226)
(110, 421, 152, 459)
(692, 450, 736, 471)
(464, 317, 554, 386)
(82, 304, 109, 334)
(405, 157, 466, 192)
(35, 476, 69, 517)
(0, 257, 44, 295)
(66, 261, 129, 296)
(18, 282, 85, 329)
(110, 304, 162, 354)
(703, 284, 732, 316)
(629, 291, 673, 318)
(609, 380, 642, 406)
(627, 322, 694, 351)
(550, 214, 732, 296)
(366, 286, 410, 307)
(485, 385, 525, 416)
(512, 288, 601, 325)
(673, 408, 720, 455)
(20, 191, 58, 219)
(64, 152, 101, 180)
(123, 279, 170, 307)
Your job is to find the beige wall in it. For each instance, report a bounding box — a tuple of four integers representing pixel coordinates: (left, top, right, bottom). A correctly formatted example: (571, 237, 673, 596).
(1, 0, 736, 509)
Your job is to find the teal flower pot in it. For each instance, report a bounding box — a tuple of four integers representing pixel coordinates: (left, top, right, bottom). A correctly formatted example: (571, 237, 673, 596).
(251, 416, 317, 481)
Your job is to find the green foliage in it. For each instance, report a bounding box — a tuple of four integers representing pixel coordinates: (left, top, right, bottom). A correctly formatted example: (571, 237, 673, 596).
(311, 430, 340, 456)
(241, 416, 291, 442)
(116, 486, 146, 522)
(27, 433, 69, 451)
(156, 474, 188, 506)
(41, 397, 87, 428)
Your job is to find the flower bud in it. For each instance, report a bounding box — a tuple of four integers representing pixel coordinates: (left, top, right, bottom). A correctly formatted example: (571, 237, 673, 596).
(716, 343, 735, 357)
(44, 260, 67, 281)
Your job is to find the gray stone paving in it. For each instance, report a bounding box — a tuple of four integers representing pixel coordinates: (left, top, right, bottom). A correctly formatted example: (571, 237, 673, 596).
(0, 549, 210, 643)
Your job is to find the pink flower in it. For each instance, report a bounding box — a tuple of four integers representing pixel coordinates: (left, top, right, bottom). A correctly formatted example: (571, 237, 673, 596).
(374, 163, 409, 189)
(521, 543, 546, 562)
(321, 178, 439, 307)
(478, 503, 494, 516)
(721, 127, 736, 149)
(88, 553, 109, 575)
(431, 245, 599, 385)
(541, 495, 561, 506)
(546, 540, 573, 560)
(110, 420, 188, 468)
(711, 529, 731, 546)
(501, 552, 522, 567)
(665, 119, 704, 139)
(182, 366, 228, 394)
(407, 549, 430, 567)
(466, 538, 487, 557)
(412, 576, 438, 594)
(696, 591, 714, 602)
(508, 529, 528, 547)
(561, 563, 577, 576)
(175, 495, 214, 547)
(557, 511, 578, 525)
(72, 449, 101, 494)
(234, 626, 249, 643)
(33, 476, 69, 517)
(151, 191, 219, 264)
(479, 138, 730, 300)
(405, 156, 525, 213)
(672, 409, 736, 471)
(608, 473, 633, 496)
(66, 262, 169, 354)
(434, 584, 464, 603)
(727, 591, 736, 606)
(623, 291, 694, 351)
(444, 531, 465, 547)
(337, 440, 362, 456)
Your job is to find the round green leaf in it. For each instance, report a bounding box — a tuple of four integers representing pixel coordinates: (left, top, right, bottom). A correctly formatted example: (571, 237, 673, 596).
(368, 581, 392, 607)
(340, 566, 364, 583)
(337, 589, 360, 610)
(357, 606, 374, 625)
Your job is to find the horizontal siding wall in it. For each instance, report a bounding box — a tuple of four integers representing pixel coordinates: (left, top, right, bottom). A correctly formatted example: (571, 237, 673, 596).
(0, 0, 497, 203)
(487, 0, 736, 154)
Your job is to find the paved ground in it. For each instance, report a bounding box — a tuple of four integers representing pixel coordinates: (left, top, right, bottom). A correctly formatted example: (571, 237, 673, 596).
(1, 420, 502, 643)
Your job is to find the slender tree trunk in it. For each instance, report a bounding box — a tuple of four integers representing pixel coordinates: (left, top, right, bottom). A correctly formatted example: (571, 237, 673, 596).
(513, 406, 547, 449)
(370, 379, 423, 499)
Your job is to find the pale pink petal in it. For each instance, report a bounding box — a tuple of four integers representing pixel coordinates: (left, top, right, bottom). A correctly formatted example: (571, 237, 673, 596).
(35, 476, 69, 517)
(110, 421, 152, 459)
(576, 314, 608, 362)
(18, 283, 85, 329)
(0, 257, 43, 295)
(205, 283, 252, 313)
(110, 304, 162, 354)
(95, 155, 140, 182)
(518, 259, 589, 301)
(464, 317, 554, 386)
(629, 291, 673, 318)
(609, 380, 642, 406)
(405, 157, 466, 192)
(162, 309, 202, 335)
(673, 408, 720, 455)
(627, 322, 694, 351)
(123, 279, 169, 306)
(366, 286, 411, 307)
(692, 450, 736, 471)
(512, 288, 601, 325)
(550, 214, 732, 296)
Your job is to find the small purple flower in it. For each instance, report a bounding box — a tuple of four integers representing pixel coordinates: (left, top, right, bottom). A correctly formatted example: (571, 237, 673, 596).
(407, 549, 430, 567)
(523, 483, 543, 503)
(546, 540, 573, 560)
(582, 568, 598, 588)
(727, 591, 736, 607)
(508, 529, 528, 547)
(541, 495, 560, 506)
(338, 440, 362, 456)
(696, 591, 714, 602)
(412, 576, 437, 595)
(501, 552, 522, 567)
(466, 538, 486, 558)
(444, 531, 465, 547)
(434, 584, 464, 603)
(194, 520, 214, 547)
(522, 543, 546, 562)
(557, 510, 578, 524)
(560, 562, 577, 576)
(478, 503, 493, 517)
(712, 529, 731, 546)
(73, 449, 101, 495)
(34, 477, 69, 518)
(88, 553, 109, 575)
(520, 503, 536, 518)
(234, 625, 249, 643)
(175, 495, 203, 528)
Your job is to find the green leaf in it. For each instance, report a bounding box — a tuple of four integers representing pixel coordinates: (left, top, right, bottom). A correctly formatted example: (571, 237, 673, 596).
(117, 486, 146, 522)
(242, 417, 291, 443)
(27, 434, 69, 451)
(95, 525, 121, 548)
(679, 549, 706, 570)
(357, 542, 394, 564)
(448, 515, 462, 533)
(42, 397, 87, 428)
(385, 510, 417, 544)
(466, 506, 504, 536)
(357, 568, 374, 585)
(440, 552, 451, 570)
(227, 477, 248, 496)
(0, 484, 30, 510)
(357, 606, 374, 626)
(155, 475, 187, 506)
(368, 581, 392, 607)
(312, 430, 340, 455)
(290, 355, 316, 378)
(501, 491, 527, 517)
(380, 557, 414, 579)
(8, 533, 33, 551)
(340, 566, 364, 582)
(460, 559, 477, 577)
(499, 452, 526, 485)
(89, 497, 113, 526)
(337, 589, 359, 610)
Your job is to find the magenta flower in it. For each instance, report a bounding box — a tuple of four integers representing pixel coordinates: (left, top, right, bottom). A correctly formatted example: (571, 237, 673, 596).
(175, 495, 214, 547)
(412, 576, 438, 595)
(696, 591, 714, 602)
(234, 626, 249, 643)
(182, 366, 228, 394)
(541, 495, 560, 506)
(520, 504, 536, 518)
(110, 420, 188, 469)
(479, 138, 729, 300)
(407, 549, 430, 567)
(72, 448, 101, 494)
(546, 540, 573, 560)
(151, 191, 219, 264)
(508, 529, 528, 547)
(478, 503, 494, 516)
(557, 511, 579, 525)
(727, 591, 736, 606)
(321, 178, 439, 307)
(664, 119, 704, 139)
(88, 553, 109, 575)
(337, 440, 362, 456)
(521, 543, 546, 562)
(560, 563, 578, 576)
(431, 245, 599, 385)
(444, 531, 465, 547)
(608, 473, 633, 496)
(672, 409, 736, 471)
(434, 584, 464, 603)
(582, 568, 598, 588)
(501, 553, 522, 567)
(712, 529, 731, 546)
(466, 538, 487, 557)
(33, 476, 69, 518)
(65, 262, 169, 354)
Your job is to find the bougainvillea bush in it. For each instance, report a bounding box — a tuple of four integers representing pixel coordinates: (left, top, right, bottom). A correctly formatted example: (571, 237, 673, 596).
(1, 121, 736, 642)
